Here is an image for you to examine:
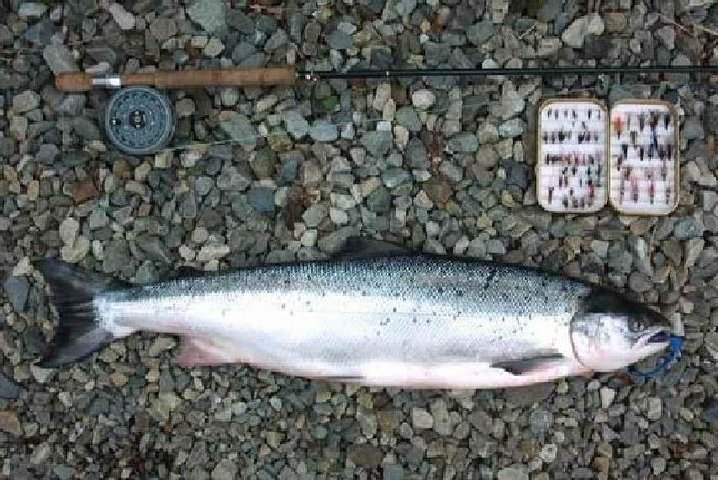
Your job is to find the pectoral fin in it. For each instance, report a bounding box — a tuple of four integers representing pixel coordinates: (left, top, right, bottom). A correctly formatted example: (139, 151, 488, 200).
(492, 353, 567, 376)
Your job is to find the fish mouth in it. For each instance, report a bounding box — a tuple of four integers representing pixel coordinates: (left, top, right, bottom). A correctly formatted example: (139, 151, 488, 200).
(636, 327, 671, 347)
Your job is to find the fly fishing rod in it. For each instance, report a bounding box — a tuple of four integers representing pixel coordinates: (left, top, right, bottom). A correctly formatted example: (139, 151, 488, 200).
(54, 64, 718, 155)
(56, 64, 718, 91)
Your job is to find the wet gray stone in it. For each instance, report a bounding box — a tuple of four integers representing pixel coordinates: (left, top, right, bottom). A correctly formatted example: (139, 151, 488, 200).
(361, 131, 393, 157)
(219, 112, 256, 151)
(23, 19, 57, 45)
(497, 467, 529, 480)
(382, 169, 412, 188)
(674, 217, 704, 239)
(4, 276, 29, 313)
(248, 187, 276, 214)
(447, 133, 478, 153)
(12, 91, 41, 113)
(0, 372, 23, 399)
(405, 137, 427, 168)
(383, 464, 405, 480)
(655, 25, 675, 50)
(476, 146, 499, 168)
(42, 44, 78, 74)
(529, 409, 553, 434)
(135, 235, 172, 263)
(327, 29, 353, 50)
(683, 116, 704, 141)
(367, 187, 391, 213)
(318, 227, 355, 253)
(187, 0, 226, 33)
(347, 444, 383, 468)
(103, 239, 130, 273)
(536, 0, 563, 22)
(466, 21, 495, 46)
(440, 162, 463, 183)
(283, 110, 309, 139)
(265, 30, 288, 51)
(499, 119, 524, 138)
(562, 14, 604, 48)
(395, 107, 422, 132)
(72, 118, 101, 140)
(149, 17, 177, 41)
(57, 95, 86, 116)
(309, 120, 338, 142)
(210, 459, 237, 480)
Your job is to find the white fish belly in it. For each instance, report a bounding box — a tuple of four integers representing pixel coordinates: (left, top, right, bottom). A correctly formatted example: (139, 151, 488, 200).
(102, 288, 586, 388)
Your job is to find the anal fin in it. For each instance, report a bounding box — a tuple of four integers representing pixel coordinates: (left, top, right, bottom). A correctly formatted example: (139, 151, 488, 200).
(176, 337, 234, 367)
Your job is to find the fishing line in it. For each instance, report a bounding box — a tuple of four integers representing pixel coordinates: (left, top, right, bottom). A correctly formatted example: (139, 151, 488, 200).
(627, 334, 684, 380)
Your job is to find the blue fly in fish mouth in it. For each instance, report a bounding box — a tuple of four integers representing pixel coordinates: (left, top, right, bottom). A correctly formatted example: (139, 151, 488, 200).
(646, 330, 671, 344)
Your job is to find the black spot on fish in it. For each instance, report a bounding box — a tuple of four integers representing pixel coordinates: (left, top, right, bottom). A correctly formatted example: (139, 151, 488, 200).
(392, 307, 397, 313)
(437, 287, 444, 294)
(412, 317, 418, 323)
(284, 279, 291, 287)
(456, 290, 463, 297)
(380, 318, 391, 326)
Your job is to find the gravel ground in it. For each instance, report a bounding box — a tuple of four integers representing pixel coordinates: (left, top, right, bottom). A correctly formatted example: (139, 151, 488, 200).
(1, 0, 718, 478)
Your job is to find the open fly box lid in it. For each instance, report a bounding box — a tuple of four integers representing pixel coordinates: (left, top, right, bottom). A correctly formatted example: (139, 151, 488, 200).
(608, 100, 679, 216)
(536, 99, 609, 214)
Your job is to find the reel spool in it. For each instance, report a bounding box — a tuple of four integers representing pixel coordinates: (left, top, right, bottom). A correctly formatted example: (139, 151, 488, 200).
(104, 86, 174, 155)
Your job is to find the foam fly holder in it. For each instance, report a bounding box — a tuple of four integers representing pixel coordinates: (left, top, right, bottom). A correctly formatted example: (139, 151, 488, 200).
(608, 100, 679, 216)
(536, 99, 609, 213)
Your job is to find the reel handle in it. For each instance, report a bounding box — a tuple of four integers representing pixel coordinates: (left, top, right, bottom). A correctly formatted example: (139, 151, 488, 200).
(55, 67, 298, 92)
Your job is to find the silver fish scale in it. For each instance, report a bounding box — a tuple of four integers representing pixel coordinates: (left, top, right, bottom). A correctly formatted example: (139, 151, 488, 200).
(107, 255, 594, 371)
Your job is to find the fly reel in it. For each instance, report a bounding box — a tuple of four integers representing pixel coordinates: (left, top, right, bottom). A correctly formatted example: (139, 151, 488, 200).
(104, 86, 174, 155)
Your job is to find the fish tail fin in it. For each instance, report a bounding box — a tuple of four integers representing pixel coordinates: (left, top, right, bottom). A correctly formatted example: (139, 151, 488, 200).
(36, 259, 129, 368)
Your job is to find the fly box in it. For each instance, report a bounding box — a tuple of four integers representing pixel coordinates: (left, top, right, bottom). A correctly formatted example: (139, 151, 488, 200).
(608, 100, 679, 216)
(536, 99, 609, 213)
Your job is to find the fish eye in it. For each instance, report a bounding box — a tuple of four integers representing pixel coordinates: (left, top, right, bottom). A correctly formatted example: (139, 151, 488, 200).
(629, 318, 644, 332)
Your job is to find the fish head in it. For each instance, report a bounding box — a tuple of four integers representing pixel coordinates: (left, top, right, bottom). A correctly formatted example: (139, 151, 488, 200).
(570, 289, 672, 372)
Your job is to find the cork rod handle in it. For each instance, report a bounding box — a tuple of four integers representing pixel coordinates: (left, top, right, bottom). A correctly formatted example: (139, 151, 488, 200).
(146, 68, 298, 89)
(55, 72, 93, 92)
(55, 67, 298, 92)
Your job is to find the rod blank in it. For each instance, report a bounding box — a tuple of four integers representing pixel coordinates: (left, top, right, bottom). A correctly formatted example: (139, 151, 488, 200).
(305, 65, 718, 80)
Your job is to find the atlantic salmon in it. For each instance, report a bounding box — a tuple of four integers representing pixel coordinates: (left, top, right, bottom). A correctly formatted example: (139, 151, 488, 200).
(36, 238, 673, 389)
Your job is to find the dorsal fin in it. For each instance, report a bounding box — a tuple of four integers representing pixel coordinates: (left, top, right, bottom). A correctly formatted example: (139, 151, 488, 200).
(175, 265, 206, 277)
(334, 236, 413, 260)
